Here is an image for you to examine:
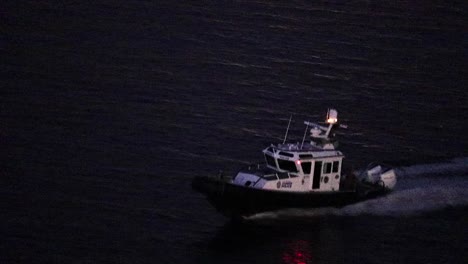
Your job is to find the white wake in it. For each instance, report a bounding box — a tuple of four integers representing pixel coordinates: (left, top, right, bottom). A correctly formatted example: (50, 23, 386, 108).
(248, 158, 468, 220)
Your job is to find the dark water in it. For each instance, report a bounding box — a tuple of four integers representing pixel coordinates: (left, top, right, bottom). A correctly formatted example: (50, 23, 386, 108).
(2, 1, 468, 263)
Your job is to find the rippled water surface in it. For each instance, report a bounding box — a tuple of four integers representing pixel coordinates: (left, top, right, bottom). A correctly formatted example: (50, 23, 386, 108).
(2, 1, 467, 263)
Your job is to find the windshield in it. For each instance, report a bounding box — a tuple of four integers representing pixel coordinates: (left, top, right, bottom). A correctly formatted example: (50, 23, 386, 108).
(264, 154, 276, 168)
(277, 159, 298, 173)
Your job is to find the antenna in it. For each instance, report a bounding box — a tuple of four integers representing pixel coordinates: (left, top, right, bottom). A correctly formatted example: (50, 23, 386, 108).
(300, 122, 309, 149)
(282, 114, 293, 144)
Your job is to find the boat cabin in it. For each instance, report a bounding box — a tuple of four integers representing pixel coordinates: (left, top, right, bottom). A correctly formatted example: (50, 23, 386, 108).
(232, 109, 349, 192)
(262, 143, 344, 192)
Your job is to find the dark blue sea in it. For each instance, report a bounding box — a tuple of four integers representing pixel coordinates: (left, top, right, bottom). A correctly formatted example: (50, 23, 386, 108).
(2, 1, 467, 263)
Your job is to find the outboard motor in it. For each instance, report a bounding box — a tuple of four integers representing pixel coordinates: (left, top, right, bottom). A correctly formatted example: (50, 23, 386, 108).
(365, 165, 397, 190)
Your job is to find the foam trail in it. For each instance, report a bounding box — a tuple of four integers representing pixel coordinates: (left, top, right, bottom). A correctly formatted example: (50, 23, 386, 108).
(249, 186, 468, 220)
(395, 157, 468, 178)
(248, 158, 468, 221)
(341, 186, 468, 216)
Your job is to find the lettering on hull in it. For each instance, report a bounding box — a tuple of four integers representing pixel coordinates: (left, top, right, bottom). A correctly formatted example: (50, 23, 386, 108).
(279, 181, 292, 188)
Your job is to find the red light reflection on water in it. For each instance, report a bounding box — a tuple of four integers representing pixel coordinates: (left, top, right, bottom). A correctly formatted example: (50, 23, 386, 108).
(281, 240, 313, 264)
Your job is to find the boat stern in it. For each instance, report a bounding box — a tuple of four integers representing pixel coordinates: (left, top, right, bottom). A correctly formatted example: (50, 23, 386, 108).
(365, 164, 397, 190)
(380, 169, 397, 190)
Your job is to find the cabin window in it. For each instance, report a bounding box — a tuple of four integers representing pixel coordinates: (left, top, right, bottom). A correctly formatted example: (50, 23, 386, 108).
(265, 154, 276, 168)
(299, 154, 313, 159)
(332, 161, 340, 173)
(301, 162, 312, 174)
(323, 162, 332, 174)
(277, 159, 298, 172)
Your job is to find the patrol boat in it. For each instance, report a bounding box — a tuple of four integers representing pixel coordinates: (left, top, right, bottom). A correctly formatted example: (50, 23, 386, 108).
(192, 109, 396, 218)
